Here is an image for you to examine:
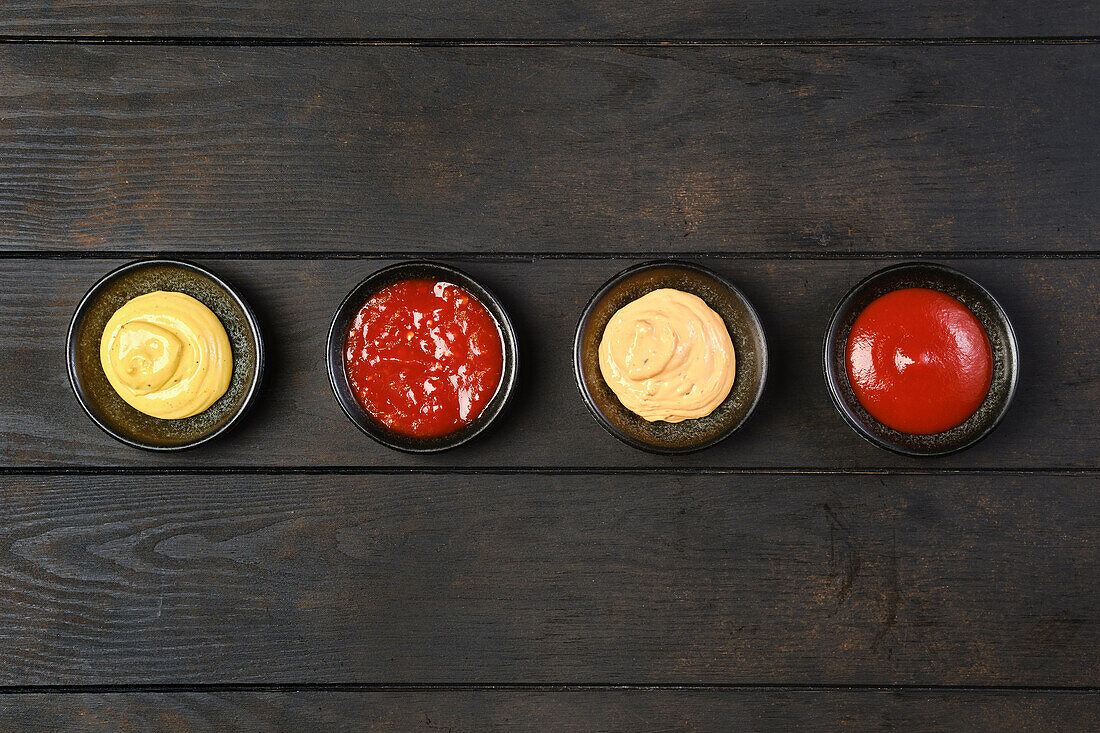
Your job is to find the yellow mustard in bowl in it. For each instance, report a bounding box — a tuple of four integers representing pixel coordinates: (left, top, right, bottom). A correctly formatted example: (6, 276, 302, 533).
(598, 288, 735, 423)
(99, 291, 233, 419)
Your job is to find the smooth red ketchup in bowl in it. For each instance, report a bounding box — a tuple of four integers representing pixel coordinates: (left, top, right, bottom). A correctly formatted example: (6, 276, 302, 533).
(845, 287, 992, 435)
(344, 278, 504, 438)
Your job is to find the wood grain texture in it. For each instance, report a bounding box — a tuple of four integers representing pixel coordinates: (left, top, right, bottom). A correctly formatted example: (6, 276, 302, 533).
(0, 689, 1096, 731)
(0, 28, 1096, 727)
(2, 258, 1096, 469)
(0, 473, 1094, 685)
(0, 1, 1096, 38)
(0, 46, 1095, 255)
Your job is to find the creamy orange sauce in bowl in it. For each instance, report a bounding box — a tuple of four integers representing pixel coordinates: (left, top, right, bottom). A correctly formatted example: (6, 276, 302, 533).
(574, 261, 768, 454)
(598, 288, 735, 423)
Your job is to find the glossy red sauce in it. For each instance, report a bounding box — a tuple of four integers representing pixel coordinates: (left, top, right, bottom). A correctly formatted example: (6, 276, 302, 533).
(845, 287, 992, 435)
(345, 278, 504, 438)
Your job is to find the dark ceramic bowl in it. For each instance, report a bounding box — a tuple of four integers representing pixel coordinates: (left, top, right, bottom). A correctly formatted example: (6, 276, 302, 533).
(574, 261, 768, 454)
(823, 262, 1019, 456)
(327, 261, 519, 453)
(67, 259, 264, 451)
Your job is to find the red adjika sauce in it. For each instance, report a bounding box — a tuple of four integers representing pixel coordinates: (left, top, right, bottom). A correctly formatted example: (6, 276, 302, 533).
(345, 278, 504, 438)
(845, 288, 992, 435)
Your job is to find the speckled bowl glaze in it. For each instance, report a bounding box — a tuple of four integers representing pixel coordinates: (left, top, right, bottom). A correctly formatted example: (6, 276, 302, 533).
(574, 261, 768, 454)
(823, 262, 1019, 456)
(67, 259, 264, 451)
(327, 261, 519, 453)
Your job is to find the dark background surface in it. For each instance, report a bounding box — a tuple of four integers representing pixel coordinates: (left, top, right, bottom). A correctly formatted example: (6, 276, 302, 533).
(0, 2, 1096, 730)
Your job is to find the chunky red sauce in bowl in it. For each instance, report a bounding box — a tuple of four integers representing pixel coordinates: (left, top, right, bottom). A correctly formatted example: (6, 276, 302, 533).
(845, 288, 993, 435)
(344, 278, 504, 439)
(328, 262, 518, 452)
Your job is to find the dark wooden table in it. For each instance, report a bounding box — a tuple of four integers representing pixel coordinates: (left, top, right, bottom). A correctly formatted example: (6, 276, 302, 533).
(0, 3, 1097, 730)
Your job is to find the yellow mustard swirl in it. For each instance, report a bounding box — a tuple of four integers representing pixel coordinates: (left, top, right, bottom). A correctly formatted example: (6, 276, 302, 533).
(99, 291, 232, 420)
(598, 288, 735, 422)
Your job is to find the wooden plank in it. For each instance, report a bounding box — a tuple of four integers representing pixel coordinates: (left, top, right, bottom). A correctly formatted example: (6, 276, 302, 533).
(0, 473, 1093, 685)
(1, 258, 1096, 469)
(0, 689, 1095, 731)
(0, 1, 1095, 38)
(0, 45, 1095, 255)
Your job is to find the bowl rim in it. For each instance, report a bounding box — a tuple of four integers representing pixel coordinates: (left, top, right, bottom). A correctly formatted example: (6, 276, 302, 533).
(821, 261, 1020, 457)
(66, 257, 266, 452)
(572, 259, 769, 454)
(326, 260, 520, 453)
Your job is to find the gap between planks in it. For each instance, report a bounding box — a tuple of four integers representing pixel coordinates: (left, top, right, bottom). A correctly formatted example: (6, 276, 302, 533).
(0, 467, 1096, 476)
(0, 683, 1095, 695)
(0, 37, 1097, 47)
(0, 251, 1098, 262)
